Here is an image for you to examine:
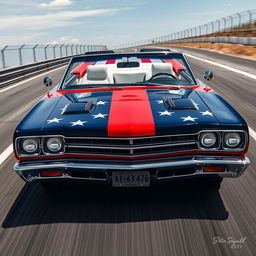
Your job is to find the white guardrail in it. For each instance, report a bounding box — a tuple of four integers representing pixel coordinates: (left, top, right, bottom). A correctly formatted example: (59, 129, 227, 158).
(165, 37, 256, 45)
(0, 44, 107, 70)
(0, 45, 108, 88)
(113, 9, 256, 49)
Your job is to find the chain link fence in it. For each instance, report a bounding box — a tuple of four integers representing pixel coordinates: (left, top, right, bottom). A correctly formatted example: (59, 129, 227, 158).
(113, 9, 256, 49)
(0, 44, 107, 69)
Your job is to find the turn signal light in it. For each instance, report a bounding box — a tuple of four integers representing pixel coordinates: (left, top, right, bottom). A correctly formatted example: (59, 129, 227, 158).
(40, 171, 62, 177)
(203, 167, 225, 172)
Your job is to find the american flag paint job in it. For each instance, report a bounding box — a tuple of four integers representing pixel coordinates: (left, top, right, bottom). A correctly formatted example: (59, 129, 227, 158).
(14, 87, 247, 139)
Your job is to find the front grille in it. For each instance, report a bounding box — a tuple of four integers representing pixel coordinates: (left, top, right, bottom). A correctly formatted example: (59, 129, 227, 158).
(64, 134, 199, 158)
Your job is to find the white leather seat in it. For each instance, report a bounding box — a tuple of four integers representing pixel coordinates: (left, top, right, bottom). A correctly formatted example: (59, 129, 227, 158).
(150, 63, 175, 78)
(79, 65, 112, 84)
(113, 72, 146, 84)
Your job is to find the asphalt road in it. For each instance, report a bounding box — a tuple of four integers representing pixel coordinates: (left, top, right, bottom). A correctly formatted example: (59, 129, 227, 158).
(0, 49, 256, 256)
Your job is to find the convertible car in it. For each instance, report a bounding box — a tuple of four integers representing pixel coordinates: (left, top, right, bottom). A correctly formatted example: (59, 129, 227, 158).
(13, 49, 250, 189)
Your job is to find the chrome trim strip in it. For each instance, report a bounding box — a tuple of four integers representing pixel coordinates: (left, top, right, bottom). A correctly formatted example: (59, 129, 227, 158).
(14, 157, 250, 182)
(67, 141, 197, 150)
(65, 133, 198, 140)
(14, 157, 250, 171)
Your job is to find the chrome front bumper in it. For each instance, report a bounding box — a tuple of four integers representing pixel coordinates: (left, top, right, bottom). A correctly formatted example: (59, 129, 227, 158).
(14, 157, 250, 182)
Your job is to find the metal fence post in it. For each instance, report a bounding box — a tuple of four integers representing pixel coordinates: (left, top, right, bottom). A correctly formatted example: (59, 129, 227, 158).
(18, 45, 25, 65)
(210, 21, 214, 33)
(237, 13, 242, 30)
(223, 18, 227, 32)
(71, 44, 74, 55)
(33, 44, 38, 62)
(65, 45, 68, 56)
(1, 46, 8, 69)
(198, 26, 202, 36)
(44, 44, 49, 60)
(247, 10, 253, 30)
(229, 15, 234, 30)
(217, 19, 221, 32)
(60, 44, 64, 57)
(53, 44, 57, 59)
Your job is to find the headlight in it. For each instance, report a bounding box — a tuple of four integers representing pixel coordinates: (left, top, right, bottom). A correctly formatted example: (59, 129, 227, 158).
(22, 138, 39, 153)
(224, 133, 241, 148)
(46, 137, 63, 153)
(200, 133, 217, 148)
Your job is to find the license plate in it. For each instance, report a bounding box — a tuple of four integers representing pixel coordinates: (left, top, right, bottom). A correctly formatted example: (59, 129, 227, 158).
(112, 171, 150, 187)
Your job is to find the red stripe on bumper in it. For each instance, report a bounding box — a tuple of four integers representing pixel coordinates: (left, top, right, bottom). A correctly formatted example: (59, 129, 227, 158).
(108, 89, 155, 137)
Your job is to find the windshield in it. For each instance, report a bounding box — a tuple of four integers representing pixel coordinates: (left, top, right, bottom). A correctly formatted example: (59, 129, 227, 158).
(61, 53, 197, 90)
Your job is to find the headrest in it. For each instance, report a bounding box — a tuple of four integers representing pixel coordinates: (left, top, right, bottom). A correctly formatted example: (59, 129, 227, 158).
(151, 63, 173, 76)
(113, 72, 146, 83)
(87, 65, 108, 80)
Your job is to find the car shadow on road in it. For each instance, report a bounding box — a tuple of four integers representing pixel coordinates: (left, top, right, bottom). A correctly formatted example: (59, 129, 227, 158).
(2, 178, 228, 228)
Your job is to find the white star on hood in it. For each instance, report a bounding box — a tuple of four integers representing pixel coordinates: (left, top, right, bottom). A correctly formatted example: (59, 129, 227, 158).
(158, 110, 174, 116)
(71, 120, 87, 126)
(157, 100, 164, 104)
(97, 101, 107, 105)
(181, 116, 198, 122)
(92, 113, 108, 119)
(200, 111, 213, 116)
(47, 118, 63, 124)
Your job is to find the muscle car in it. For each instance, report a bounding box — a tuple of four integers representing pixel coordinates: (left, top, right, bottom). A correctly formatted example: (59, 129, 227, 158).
(13, 49, 250, 189)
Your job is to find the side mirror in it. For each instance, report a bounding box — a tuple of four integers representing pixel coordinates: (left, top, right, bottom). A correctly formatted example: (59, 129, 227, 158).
(204, 70, 213, 81)
(43, 76, 53, 87)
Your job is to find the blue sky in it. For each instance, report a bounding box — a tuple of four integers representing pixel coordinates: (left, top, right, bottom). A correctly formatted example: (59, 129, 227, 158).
(0, 0, 255, 47)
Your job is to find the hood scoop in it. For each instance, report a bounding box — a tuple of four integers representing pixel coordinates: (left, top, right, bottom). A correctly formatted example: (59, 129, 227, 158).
(163, 97, 198, 111)
(62, 100, 97, 115)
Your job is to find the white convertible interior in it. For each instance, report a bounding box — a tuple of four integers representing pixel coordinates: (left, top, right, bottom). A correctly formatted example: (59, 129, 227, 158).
(77, 61, 176, 84)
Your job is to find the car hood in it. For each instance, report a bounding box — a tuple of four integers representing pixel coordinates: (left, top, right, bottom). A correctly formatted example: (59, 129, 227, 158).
(16, 88, 246, 137)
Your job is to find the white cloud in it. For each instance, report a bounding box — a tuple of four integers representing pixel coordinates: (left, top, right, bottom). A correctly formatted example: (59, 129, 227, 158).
(0, 33, 44, 46)
(49, 36, 79, 44)
(0, 9, 125, 31)
(38, 0, 73, 9)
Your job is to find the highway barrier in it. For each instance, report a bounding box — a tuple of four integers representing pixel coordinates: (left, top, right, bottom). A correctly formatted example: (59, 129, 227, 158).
(113, 9, 256, 49)
(0, 56, 71, 88)
(0, 44, 108, 88)
(162, 36, 256, 45)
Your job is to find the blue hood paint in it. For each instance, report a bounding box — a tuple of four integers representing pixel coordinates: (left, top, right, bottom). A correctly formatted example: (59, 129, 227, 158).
(14, 89, 247, 138)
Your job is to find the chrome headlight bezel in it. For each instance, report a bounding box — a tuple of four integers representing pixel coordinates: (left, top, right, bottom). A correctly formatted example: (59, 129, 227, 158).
(223, 132, 242, 149)
(199, 132, 220, 150)
(21, 138, 39, 154)
(200, 133, 218, 148)
(43, 137, 64, 154)
(15, 135, 66, 157)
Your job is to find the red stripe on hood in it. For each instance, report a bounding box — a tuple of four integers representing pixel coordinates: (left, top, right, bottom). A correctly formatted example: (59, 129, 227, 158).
(108, 89, 155, 137)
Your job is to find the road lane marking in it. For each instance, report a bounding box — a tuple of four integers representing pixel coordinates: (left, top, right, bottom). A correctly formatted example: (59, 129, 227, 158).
(0, 65, 65, 94)
(184, 53, 256, 80)
(0, 144, 13, 167)
(0, 94, 44, 166)
(249, 127, 256, 142)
